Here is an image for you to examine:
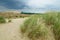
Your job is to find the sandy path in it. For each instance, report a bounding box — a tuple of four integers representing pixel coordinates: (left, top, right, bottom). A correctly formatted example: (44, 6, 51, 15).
(0, 18, 27, 40)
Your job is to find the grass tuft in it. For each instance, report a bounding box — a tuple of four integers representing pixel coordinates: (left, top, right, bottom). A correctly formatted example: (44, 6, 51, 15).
(0, 16, 6, 23)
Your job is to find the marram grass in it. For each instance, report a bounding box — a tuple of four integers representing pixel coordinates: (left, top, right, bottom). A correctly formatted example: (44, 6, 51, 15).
(20, 15, 48, 40)
(20, 12, 60, 40)
(43, 12, 60, 40)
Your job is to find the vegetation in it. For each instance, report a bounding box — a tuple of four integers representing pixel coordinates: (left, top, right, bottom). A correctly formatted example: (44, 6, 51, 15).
(21, 12, 35, 15)
(53, 13, 60, 40)
(20, 15, 48, 40)
(0, 11, 29, 18)
(43, 12, 60, 40)
(20, 12, 60, 40)
(8, 19, 11, 22)
(0, 16, 6, 23)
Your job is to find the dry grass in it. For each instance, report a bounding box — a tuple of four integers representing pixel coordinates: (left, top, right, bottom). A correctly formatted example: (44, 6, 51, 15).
(20, 12, 60, 40)
(20, 15, 52, 40)
(0, 11, 29, 18)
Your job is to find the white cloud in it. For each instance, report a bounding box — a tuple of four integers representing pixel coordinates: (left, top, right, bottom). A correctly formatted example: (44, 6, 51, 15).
(26, 0, 56, 8)
(22, 0, 60, 13)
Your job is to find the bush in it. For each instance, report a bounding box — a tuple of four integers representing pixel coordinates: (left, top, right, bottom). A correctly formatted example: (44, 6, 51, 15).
(0, 16, 6, 23)
(16, 16, 18, 18)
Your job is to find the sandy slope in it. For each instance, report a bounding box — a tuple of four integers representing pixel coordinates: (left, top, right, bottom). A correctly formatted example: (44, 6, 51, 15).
(0, 18, 27, 40)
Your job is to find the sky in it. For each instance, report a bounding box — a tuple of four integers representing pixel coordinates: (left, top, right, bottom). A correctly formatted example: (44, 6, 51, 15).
(0, 0, 60, 13)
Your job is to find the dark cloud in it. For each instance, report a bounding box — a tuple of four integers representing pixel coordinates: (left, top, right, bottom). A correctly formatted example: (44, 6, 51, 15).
(0, 0, 26, 9)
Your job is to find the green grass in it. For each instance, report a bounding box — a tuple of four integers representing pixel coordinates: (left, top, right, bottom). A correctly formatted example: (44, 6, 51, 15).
(43, 12, 60, 40)
(53, 13, 60, 40)
(20, 12, 60, 40)
(0, 16, 6, 23)
(20, 15, 47, 40)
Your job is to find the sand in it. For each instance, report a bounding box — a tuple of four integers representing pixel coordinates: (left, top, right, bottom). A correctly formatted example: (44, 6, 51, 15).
(0, 18, 27, 40)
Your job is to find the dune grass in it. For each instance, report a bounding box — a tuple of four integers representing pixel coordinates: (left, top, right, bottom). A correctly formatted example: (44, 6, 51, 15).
(0, 16, 6, 23)
(20, 12, 60, 40)
(53, 13, 60, 40)
(43, 12, 60, 40)
(20, 15, 48, 40)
